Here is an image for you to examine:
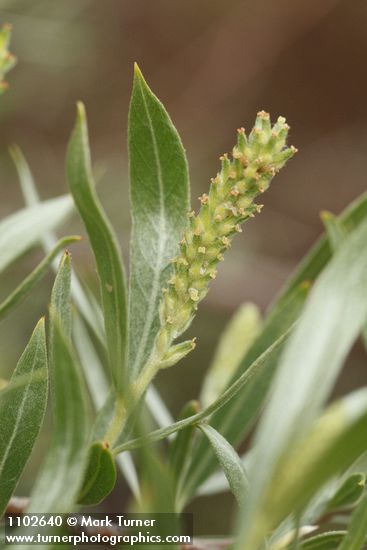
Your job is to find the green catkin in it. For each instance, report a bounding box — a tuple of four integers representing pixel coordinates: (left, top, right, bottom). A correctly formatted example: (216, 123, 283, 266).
(135, 112, 297, 392)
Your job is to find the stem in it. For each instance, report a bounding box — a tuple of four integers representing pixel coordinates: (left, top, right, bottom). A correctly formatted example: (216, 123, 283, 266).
(112, 327, 291, 455)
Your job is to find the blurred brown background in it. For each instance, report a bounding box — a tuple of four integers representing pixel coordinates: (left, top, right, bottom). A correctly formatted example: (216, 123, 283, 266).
(1, 0, 367, 536)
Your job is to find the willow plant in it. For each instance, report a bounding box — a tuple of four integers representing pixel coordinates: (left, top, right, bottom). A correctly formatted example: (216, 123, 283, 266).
(2, 24, 367, 550)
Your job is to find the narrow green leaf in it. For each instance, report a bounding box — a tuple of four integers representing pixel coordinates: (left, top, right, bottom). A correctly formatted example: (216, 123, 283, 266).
(199, 424, 248, 508)
(66, 102, 128, 391)
(0, 195, 73, 274)
(128, 64, 190, 379)
(29, 255, 89, 513)
(0, 236, 80, 321)
(237, 217, 367, 549)
(169, 400, 200, 481)
(0, 319, 47, 516)
(326, 473, 365, 512)
(200, 303, 262, 408)
(179, 283, 308, 507)
(77, 442, 116, 505)
(338, 492, 367, 550)
(9, 145, 40, 206)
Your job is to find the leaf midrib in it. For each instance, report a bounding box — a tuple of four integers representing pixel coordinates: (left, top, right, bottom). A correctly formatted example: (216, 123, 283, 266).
(0, 338, 40, 483)
(130, 79, 167, 377)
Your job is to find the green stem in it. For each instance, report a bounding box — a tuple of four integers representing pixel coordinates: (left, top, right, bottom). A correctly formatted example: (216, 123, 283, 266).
(112, 327, 292, 454)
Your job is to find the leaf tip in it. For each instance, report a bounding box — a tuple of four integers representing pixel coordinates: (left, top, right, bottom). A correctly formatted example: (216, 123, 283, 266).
(133, 62, 143, 78)
(76, 101, 86, 124)
(320, 210, 334, 222)
(133, 62, 148, 90)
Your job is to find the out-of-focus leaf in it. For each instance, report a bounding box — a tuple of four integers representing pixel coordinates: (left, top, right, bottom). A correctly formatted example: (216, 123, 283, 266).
(273, 191, 367, 308)
(29, 254, 89, 513)
(178, 283, 308, 508)
(0, 195, 73, 274)
(185, 192, 367, 505)
(66, 102, 128, 392)
(77, 442, 116, 505)
(0, 319, 47, 516)
(128, 64, 190, 380)
(10, 144, 105, 342)
(237, 388, 367, 550)
(268, 526, 318, 550)
(199, 424, 248, 508)
(300, 532, 346, 549)
(146, 385, 174, 431)
(237, 216, 367, 550)
(0, 236, 80, 321)
(326, 473, 365, 512)
(321, 209, 367, 356)
(337, 492, 367, 550)
(200, 303, 262, 408)
(320, 210, 346, 252)
(136, 443, 178, 550)
(169, 400, 199, 481)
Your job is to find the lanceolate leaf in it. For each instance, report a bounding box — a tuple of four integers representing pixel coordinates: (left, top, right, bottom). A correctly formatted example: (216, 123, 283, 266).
(29, 255, 89, 513)
(0, 319, 47, 517)
(0, 195, 73, 274)
(237, 216, 367, 549)
(66, 102, 128, 391)
(199, 424, 248, 508)
(128, 64, 190, 379)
